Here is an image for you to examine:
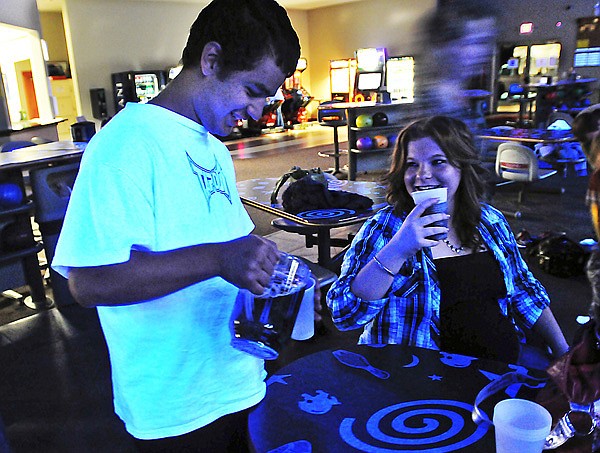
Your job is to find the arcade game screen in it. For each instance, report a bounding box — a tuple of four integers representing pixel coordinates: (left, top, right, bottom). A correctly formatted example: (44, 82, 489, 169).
(356, 47, 386, 73)
(329, 59, 357, 102)
(134, 73, 160, 103)
(354, 47, 387, 101)
(357, 72, 383, 91)
(386, 56, 414, 101)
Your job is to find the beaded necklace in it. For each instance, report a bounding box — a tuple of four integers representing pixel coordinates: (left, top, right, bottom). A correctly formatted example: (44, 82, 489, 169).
(442, 239, 464, 254)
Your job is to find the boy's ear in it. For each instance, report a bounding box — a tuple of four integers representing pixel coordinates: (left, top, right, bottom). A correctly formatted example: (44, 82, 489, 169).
(200, 41, 222, 76)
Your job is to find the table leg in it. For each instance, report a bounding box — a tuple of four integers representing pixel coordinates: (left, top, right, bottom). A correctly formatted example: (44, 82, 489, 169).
(22, 254, 53, 309)
(317, 229, 332, 270)
(348, 153, 357, 181)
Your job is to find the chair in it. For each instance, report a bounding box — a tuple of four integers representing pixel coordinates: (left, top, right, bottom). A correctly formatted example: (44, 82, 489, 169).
(495, 142, 559, 208)
(317, 101, 348, 178)
(480, 125, 517, 163)
(545, 111, 574, 130)
(0, 140, 35, 152)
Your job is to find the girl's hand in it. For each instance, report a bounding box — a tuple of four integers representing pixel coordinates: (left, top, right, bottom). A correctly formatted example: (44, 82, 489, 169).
(388, 198, 449, 260)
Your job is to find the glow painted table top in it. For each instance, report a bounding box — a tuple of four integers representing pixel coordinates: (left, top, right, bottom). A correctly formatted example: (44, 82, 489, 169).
(249, 344, 548, 452)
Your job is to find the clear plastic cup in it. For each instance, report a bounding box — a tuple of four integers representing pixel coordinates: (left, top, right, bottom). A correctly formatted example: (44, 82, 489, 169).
(291, 277, 316, 341)
(231, 253, 312, 360)
(493, 398, 551, 453)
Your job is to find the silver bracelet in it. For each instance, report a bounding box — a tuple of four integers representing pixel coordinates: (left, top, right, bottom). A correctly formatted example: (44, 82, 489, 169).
(373, 255, 395, 277)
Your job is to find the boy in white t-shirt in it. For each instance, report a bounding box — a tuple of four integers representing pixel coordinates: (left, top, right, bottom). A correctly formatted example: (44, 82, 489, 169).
(52, 0, 301, 450)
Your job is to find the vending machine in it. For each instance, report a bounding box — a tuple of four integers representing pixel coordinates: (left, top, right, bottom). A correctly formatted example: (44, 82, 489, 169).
(112, 70, 167, 112)
(385, 56, 414, 102)
(353, 47, 387, 102)
(329, 58, 357, 102)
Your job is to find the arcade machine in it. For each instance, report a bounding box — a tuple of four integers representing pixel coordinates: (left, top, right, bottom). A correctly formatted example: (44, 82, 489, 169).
(385, 56, 415, 102)
(112, 70, 167, 112)
(238, 89, 285, 137)
(353, 47, 387, 103)
(281, 57, 313, 127)
(329, 58, 357, 102)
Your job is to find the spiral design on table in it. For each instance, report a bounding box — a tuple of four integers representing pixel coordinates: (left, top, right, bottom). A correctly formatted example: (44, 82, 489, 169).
(339, 400, 488, 452)
(298, 208, 355, 219)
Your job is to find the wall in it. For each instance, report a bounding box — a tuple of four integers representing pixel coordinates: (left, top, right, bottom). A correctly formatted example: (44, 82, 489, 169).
(0, 0, 54, 124)
(0, 0, 41, 31)
(39, 11, 68, 62)
(61, 0, 312, 123)
(307, 0, 435, 101)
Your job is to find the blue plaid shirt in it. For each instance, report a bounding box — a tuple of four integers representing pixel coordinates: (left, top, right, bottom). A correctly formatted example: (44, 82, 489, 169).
(326, 203, 549, 349)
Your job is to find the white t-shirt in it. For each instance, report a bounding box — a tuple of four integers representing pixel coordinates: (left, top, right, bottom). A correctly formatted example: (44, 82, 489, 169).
(53, 103, 266, 439)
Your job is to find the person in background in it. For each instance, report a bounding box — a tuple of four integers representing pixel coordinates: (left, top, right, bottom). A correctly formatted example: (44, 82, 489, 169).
(572, 105, 600, 160)
(52, 0, 300, 451)
(327, 116, 569, 369)
(584, 134, 600, 320)
(413, 0, 498, 131)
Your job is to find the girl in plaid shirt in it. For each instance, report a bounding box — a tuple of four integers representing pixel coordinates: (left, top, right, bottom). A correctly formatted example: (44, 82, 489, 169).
(327, 116, 568, 368)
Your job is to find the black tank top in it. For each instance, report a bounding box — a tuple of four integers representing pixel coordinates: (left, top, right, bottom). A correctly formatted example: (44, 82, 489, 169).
(436, 251, 520, 363)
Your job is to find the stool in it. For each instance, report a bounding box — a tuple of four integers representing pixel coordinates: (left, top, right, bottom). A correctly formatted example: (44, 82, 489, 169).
(317, 102, 348, 178)
(271, 217, 354, 273)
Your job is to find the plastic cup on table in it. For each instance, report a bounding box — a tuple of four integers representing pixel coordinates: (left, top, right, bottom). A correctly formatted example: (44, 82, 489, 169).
(493, 398, 551, 453)
(291, 277, 316, 341)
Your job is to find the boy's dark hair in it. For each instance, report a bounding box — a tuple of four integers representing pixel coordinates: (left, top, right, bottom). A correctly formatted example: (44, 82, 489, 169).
(181, 0, 300, 79)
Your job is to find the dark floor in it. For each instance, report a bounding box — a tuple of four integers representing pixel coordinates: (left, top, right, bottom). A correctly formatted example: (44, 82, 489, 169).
(0, 125, 594, 452)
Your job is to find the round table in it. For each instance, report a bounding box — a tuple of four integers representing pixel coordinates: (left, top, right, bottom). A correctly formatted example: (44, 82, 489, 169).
(249, 344, 546, 452)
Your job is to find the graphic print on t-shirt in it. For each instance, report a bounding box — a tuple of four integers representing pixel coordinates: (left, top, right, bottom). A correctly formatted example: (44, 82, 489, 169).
(186, 152, 232, 210)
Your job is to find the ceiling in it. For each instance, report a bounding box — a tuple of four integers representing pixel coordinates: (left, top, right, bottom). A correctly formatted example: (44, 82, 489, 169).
(36, 0, 363, 13)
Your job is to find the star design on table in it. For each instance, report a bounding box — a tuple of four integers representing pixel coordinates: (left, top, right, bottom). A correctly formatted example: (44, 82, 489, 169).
(428, 374, 443, 381)
(266, 374, 291, 387)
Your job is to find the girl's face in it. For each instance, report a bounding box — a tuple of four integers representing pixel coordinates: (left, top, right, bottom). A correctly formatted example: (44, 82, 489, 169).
(403, 137, 462, 210)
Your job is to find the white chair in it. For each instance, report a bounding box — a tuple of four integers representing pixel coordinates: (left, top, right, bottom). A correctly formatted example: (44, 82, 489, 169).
(545, 111, 574, 130)
(495, 142, 560, 217)
(480, 125, 523, 163)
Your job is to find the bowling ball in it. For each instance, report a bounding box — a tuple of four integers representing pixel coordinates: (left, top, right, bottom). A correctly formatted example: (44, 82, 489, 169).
(355, 114, 373, 128)
(373, 135, 389, 148)
(0, 183, 23, 209)
(388, 134, 398, 148)
(372, 112, 388, 127)
(356, 136, 373, 150)
(1, 222, 34, 252)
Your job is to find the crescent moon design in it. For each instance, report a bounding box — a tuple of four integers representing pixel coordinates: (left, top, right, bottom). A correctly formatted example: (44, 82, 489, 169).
(403, 354, 420, 368)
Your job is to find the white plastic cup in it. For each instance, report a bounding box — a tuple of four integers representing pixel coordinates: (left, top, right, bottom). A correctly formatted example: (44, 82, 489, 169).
(291, 277, 316, 341)
(410, 188, 448, 240)
(493, 398, 552, 453)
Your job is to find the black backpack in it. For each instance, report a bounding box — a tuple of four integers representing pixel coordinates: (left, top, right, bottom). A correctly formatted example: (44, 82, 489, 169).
(529, 233, 588, 278)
